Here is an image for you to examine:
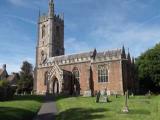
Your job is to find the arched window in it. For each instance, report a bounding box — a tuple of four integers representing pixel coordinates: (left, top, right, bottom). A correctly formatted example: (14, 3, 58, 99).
(44, 71, 48, 85)
(42, 25, 45, 38)
(98, 65, 108, 83)
(72, 67, 80, 82)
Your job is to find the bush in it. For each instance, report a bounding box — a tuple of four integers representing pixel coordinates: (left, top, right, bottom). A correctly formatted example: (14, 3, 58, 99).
(0, 80, 15, 101)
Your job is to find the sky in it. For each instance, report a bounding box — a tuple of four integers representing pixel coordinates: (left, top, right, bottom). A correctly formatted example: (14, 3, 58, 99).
(0, 0, 160, 73)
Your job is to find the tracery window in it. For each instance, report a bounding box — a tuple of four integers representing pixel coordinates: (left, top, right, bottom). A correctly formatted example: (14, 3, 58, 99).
(72, 67, 80, 82)
(42, 25, 46, 38)
(98, 65, 108, 83)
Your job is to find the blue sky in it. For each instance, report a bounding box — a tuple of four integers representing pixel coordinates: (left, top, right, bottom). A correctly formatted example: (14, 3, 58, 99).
(0, 0, 160, 73)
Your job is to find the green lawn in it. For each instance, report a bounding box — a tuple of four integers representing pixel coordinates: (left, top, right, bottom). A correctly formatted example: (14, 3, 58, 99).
(0, 95, 44, 120)
(56, 95, 160, 120)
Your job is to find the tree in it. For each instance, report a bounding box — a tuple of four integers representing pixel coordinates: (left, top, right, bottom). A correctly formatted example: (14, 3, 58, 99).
(135, 43, 160, 93)
(17, 61, 34, 94)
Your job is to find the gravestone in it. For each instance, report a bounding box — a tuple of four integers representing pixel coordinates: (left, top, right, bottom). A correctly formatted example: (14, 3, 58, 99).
(96, 91, 101, 103)
(146, 90, 151, 99)
(102, 89, 109, 102)
(131, 92, 134, 97)
(83, 90, 92, 97)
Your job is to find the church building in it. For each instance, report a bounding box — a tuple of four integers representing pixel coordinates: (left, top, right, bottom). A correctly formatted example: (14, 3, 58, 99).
(34, 0, 136, 96)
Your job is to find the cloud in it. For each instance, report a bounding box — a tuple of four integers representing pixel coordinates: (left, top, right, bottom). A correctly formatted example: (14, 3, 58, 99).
(0, 56, 34, 74)
(0, 62, 20, 74)
(4, 14, 36, 25)
(90, 19, 160, 57)
(85, 0, 160, 57)
(9, 0, 26, 6)
(8, 0, 46, 10)
(3, 0, 160, 73)
(65, 37, 92, 54)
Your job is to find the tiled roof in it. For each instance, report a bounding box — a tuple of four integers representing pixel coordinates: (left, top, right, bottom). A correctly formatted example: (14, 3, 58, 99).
(7, 75, 15, 81)
(96, 49, 122, 58)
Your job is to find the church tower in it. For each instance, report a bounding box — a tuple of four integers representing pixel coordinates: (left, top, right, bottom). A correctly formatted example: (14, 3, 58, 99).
(36, 0, 64, 66)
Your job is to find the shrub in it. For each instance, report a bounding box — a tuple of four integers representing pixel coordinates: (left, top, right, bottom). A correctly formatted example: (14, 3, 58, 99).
(0, 80, 15, 101)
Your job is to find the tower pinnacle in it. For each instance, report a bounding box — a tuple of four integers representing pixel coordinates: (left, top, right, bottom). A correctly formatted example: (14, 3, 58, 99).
(49, 0, 54, 17)
(50, 0, 54, 3)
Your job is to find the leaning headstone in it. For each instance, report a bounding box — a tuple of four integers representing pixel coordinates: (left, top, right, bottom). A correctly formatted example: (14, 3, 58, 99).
(122, 91, 129, 113)
(96, 91, 101, 103)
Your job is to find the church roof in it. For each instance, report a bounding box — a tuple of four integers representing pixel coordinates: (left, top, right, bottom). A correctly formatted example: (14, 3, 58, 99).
(96, 49, 122, 58)
(48, 49, 122, 63)
(0, 69, 4, 76)
(54, 51, 93, 61)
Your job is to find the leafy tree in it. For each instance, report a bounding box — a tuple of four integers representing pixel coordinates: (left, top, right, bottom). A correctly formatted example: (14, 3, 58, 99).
(135, 43, 160, 93)
(17, 61, 34, 94)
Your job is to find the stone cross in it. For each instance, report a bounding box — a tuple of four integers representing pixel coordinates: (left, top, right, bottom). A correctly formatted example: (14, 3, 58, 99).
(122, 90, 129, 113)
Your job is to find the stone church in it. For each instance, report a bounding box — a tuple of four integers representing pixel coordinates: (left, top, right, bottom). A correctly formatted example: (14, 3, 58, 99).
(34, 0, 136, 96)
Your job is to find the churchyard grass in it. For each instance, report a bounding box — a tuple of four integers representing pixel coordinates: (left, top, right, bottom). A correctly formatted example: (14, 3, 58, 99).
(56, 95, 160, 120)
(0, 95, 44, 120)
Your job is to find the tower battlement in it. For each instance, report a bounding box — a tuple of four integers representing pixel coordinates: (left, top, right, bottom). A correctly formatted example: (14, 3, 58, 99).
(39, 13, 64, 24)
(54, 14, 64, 25)
(39, 13, 48, 23)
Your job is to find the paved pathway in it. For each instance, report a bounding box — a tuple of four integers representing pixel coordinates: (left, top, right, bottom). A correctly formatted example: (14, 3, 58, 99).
(34, 95, 58, 120)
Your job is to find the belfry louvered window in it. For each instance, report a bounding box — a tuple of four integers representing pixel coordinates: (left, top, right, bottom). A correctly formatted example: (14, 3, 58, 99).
(98, 65, 108, 83)
(42, 25, 45, 38)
